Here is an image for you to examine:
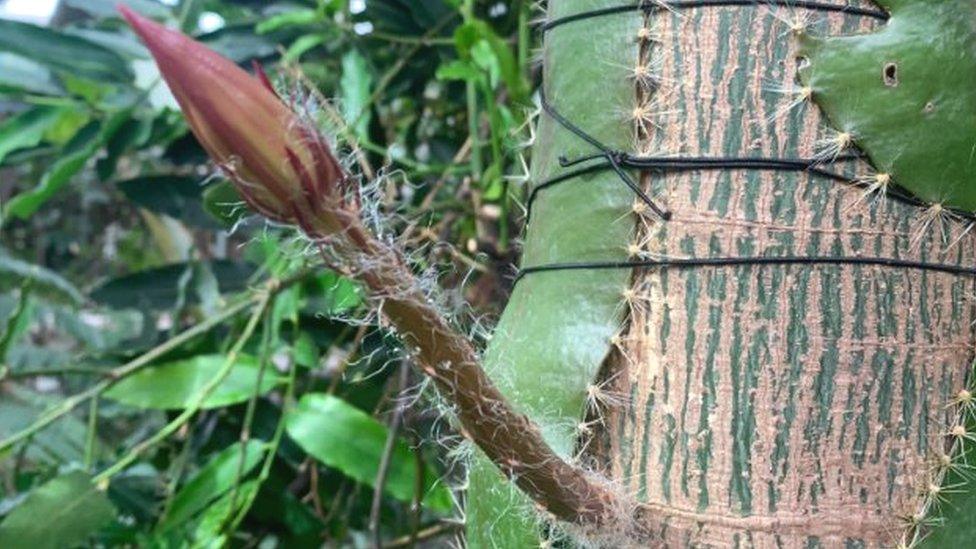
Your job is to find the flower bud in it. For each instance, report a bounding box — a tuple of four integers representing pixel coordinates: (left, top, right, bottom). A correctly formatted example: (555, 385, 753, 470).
(118, 5, 350, 236)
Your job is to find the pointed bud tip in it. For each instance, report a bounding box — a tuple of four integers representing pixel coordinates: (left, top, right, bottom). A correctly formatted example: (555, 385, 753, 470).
(117, 4, 174, 50)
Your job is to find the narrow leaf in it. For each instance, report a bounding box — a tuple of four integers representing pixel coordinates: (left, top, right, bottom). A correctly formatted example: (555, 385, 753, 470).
(159, 442, 265, 531)
(340, 50, 374, 140)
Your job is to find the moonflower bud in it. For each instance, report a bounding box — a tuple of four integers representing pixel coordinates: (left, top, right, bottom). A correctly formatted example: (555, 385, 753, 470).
(119, 5, 353, 237)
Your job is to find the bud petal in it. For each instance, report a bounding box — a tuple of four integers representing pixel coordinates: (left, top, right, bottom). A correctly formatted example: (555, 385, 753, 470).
(118, 5, 346, 233)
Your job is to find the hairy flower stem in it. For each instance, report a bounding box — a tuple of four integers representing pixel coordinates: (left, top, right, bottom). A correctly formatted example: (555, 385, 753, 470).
(308, 219, 626, 531)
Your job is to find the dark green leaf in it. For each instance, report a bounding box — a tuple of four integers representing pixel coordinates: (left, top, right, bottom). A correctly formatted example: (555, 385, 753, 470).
(285, 393, 452, 511)
(0, 19, 133, 83)
(0, 386, 93, 464)
(90, 260, 255, 310)
(0, 106, 72, 166)
(0, 472, 116, 549)
(117, 175, 220, 228)
(4, 110, 131, 220)
(103, 354, 280, 410)
(159, 442, 265, 532)
(0, 53, 63, 96)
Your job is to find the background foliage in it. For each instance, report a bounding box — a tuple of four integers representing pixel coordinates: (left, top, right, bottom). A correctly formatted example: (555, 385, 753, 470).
(0, 0, 533, 546)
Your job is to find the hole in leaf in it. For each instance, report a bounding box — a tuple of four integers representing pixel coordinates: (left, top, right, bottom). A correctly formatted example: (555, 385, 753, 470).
(883, 63, 898, 87)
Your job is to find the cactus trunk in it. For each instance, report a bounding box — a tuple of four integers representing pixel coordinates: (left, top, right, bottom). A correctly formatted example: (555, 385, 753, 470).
(468, 1, 976, 547)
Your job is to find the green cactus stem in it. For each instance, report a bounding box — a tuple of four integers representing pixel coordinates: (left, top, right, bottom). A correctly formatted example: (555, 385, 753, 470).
(799, 0, 976, 211)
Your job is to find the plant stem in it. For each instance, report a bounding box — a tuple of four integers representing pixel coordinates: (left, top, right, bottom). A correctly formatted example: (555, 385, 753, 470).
(0, 272, 309, 455)
(93, 290, 272, 484)
(370, 361, 410, 549)
(83, 396, 98, 471)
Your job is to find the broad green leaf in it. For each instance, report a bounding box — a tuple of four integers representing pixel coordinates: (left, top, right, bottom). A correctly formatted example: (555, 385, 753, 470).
(104, 354, 280, 410)
(117, 175, 219, 228)
(0, 53, 62, 96)
(340, 50, 373, 140)
(285, 394, 452, 511)
(159, 442, 265, 531)
(4, 110, 131, 220)
(0, 472, 115, 549)
(0, 106, 71, 166)
(90, 260, 254, 310)
(0, 19, 133, 83)
(0, 249, 84, 304)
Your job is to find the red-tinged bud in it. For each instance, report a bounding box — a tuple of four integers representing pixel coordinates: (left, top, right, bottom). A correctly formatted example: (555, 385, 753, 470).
(118, 5, 353, 237)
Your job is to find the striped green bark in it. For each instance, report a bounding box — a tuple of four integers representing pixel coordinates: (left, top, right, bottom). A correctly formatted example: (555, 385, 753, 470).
(467, 1, 976, 547)
(603, 3, 976, 546)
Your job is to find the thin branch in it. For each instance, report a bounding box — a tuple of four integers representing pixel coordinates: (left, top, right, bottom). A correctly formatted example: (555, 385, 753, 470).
(0, 271, 309, 455)
(382, 522, 460, 548)
(92, 289, 273, 483)
(370, 361, 411, 548)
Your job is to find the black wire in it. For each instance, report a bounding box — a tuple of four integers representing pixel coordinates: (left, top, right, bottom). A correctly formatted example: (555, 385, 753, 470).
(515, 256, 976, 285)
(541, 1, 889, 33)
(519, 0, 976, 286)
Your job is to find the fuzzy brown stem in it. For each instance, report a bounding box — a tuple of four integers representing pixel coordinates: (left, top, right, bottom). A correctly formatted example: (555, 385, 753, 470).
(313, 219, 625, 529)
(370, 250, 618, 525)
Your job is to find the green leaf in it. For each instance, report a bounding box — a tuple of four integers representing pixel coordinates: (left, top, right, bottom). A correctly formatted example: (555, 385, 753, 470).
(0, 19, 133, 83)
(4, 110, 131, 220)
(340, 50, 374, 140)
(64, 0, 171, 19)
(0, 53, 63, 96)
(90, 260, 254, 310)
(255, 9, 320, 34)
(117, 175, 220, 228)
(436, 59, 481, 82)
(190, 480, 259, 547)
(201, 180, 247, 226)
(0, 472, 115, 549)
(283, 34, 326, 62)
(158, 442, 265, 532)
(0, 106, 71, 166)
(104, 354, 280, 410)
(292, 332, 318, 368)
(453, 20, 527, 101)
(305, 270, 362, 315)
(0, 386, 93, 464)
(285, 394, 452, 512)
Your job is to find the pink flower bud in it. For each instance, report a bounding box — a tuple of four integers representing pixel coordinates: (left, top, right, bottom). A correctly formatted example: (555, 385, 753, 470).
(118, 5, 351, 236)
